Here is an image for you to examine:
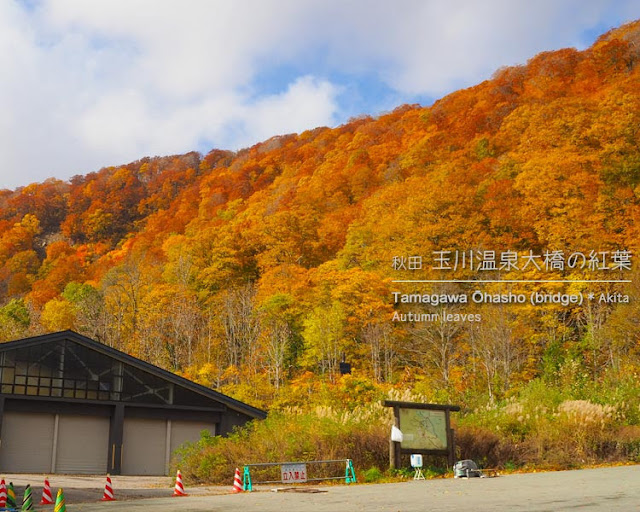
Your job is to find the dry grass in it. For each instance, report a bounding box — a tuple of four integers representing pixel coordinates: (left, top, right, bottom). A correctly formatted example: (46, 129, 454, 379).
(173, 403, 393, 484)
(457, 396, 640, 470)
(173, 379, 640, 483)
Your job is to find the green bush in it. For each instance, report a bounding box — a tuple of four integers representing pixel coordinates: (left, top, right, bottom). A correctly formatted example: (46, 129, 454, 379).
(172, 404, 391, 484)
(173, 376, 640, 484)
(363, 467, 384, 482)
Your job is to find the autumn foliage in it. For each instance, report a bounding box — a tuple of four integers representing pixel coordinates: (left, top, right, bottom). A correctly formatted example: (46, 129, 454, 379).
(0, 21, 640, 440)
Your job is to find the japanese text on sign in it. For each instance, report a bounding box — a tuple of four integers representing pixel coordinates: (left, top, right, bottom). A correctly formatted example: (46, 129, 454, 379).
(281, 463, 308, 483)
(392, 250, 632, 272)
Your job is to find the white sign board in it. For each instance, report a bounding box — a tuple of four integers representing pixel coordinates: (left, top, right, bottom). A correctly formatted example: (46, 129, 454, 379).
(281, 463, 308, 483)
(391, 425, 404, 442)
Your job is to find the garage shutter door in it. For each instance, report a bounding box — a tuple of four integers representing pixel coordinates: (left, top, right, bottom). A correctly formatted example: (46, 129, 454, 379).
(123, 418, 167, 475)
(0, 412, 55, 473)
(122, 419, 217, 475)
(55, 415, 109, 474)
(170, 420, 216, 452)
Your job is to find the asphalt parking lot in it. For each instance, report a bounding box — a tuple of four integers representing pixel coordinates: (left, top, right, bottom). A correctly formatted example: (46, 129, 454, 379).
(4, 465, 640, 511)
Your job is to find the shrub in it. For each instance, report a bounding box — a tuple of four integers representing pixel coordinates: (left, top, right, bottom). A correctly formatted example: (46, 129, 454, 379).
(174, 377, 640, 483)
(173, 403, 392, 484)
(363, 467, 384, 482)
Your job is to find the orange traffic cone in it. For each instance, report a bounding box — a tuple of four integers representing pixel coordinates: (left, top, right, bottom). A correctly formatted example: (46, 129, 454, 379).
(40, 477, 54, 505)
(0, 478, 6, 507)
(100, 475, 115, 501)
(172, 470, 187, 497)
(232, 467, 243, 493)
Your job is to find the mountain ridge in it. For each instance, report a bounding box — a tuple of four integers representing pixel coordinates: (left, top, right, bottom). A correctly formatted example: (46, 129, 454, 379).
(0, 19, 638, 407)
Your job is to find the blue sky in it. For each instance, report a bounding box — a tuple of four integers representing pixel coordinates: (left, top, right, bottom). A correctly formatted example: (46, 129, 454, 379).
(0, 1, 637, 189)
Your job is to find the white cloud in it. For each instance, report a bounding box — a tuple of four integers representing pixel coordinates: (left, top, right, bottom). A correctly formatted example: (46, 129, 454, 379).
(0, 0, 637, 189)
(73, 76, 338, 158)
(236, 76, 339, 146)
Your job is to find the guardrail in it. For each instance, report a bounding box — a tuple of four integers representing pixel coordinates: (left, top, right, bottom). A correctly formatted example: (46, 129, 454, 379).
(242, 459, 357, 491)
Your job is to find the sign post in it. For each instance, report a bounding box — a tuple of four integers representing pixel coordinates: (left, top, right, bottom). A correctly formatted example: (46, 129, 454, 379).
(383, 401, 460, 470)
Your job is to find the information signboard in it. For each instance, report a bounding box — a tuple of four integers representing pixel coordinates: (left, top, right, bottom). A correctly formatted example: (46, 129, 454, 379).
(399, 408, 448, 450)
(383, 400, 460, 469)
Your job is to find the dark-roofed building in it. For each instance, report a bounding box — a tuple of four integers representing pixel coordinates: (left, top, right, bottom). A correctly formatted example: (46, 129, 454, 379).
(0, 330, 266, 475)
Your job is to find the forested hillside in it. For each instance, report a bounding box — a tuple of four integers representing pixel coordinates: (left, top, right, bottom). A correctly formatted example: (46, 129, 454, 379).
(1, 20, 639, 414)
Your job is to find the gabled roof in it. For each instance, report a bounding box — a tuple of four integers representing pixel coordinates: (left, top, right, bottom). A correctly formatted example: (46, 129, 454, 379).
(0, 330, 267, 420)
